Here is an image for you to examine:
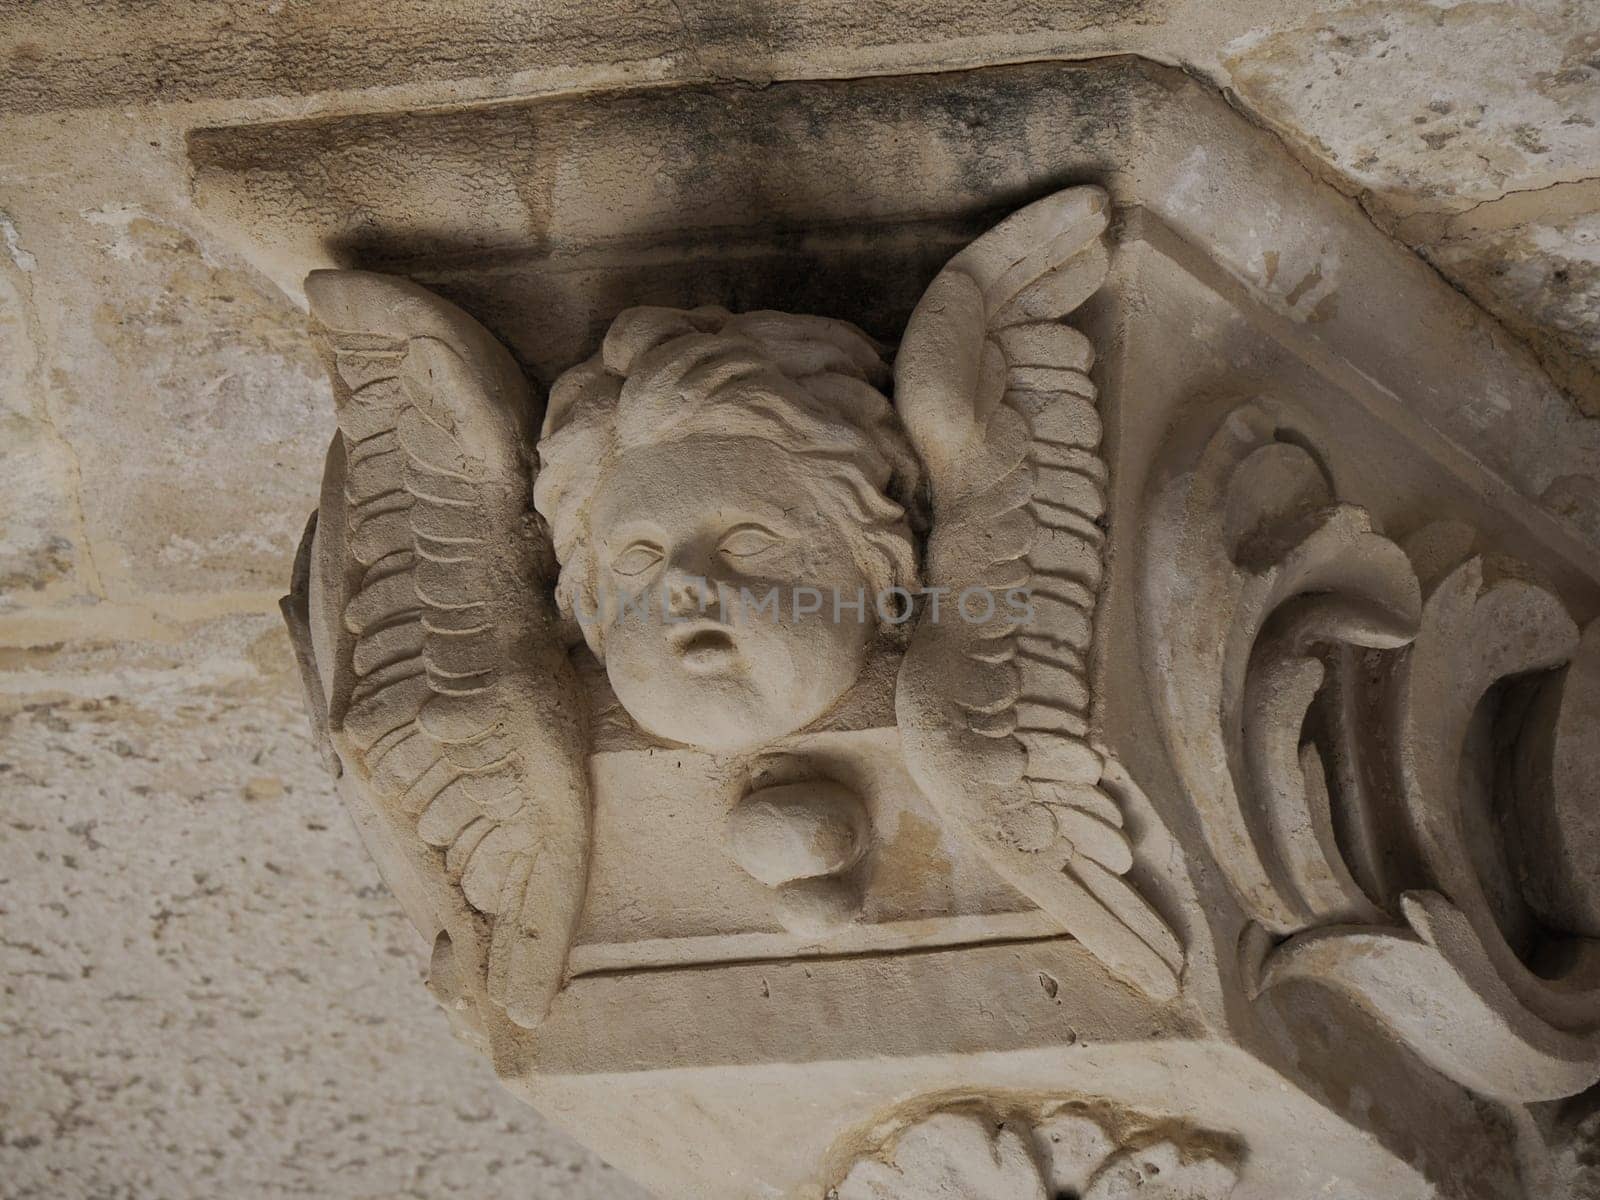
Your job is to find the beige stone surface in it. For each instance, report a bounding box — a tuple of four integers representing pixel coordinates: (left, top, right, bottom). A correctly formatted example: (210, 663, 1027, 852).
(3, 1, 1596, 407)
(1220, 1, 1600, 409)
(3, 3, 1599, 1198)
(0, 618, 640, 1199)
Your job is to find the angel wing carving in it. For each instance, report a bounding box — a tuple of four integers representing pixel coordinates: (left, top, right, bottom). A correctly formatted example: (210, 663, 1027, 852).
(894, 187, 1183, 1000)
(283, 271, 590, 1031)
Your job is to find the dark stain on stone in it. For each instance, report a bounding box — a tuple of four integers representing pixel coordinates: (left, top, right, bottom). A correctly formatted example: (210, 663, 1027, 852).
(191, 59, 1152, 380)
(1512, 123, 1552, 154)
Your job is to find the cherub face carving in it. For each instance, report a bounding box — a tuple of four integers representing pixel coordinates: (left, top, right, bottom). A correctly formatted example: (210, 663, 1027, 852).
(588, 438, 876, 750)
(535, 306, 922, 753)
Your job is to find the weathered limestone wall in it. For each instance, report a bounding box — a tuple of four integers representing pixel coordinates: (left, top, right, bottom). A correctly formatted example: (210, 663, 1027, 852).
(7, 0, 1596, 406)
(2, 3, 1596, 1197)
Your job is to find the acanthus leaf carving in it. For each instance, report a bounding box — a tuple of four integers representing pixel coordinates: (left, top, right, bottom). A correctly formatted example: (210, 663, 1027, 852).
(1252, 891, 1600, 1103)
(1142, 404, 1420, 933)
(1144, 401, 1600, 1102)
(1255, 553, 1600, 1102)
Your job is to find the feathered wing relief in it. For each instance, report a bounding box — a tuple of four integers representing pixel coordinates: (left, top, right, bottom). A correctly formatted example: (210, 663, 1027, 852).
(289, 271, 590, 1031)
(894, 187, 1184, 1001)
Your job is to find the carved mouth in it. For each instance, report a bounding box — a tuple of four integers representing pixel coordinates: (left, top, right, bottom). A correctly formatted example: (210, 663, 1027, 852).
(670, 622, 738, 671)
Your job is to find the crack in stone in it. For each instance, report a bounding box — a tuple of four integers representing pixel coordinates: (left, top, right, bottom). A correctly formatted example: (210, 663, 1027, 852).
(1404, 173, 1600, 224)
(0, 210, 110, 603)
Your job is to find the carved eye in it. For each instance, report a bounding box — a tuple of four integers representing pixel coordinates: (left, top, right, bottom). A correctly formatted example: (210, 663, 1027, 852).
(612, 541, 663, 577)
(719, 525, 780, 559)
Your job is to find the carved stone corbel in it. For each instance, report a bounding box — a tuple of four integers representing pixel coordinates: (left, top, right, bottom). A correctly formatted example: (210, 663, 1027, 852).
(231, 55, 1600, 1198)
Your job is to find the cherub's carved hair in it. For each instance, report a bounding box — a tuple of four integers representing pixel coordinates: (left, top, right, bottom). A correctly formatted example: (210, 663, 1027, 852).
(534, 306, 924, 644)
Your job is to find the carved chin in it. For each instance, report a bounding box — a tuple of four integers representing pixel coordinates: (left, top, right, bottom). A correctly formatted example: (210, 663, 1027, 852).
(624, 675, 837, 753)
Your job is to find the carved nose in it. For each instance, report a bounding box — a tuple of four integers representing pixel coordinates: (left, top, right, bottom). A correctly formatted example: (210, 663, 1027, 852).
(665, 571, 715, 618)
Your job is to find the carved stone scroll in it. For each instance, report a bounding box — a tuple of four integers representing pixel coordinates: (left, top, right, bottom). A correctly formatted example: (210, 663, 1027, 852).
(1141, 404, 1420, 934)
(1143, 401, 1600, 1103)
(1257, 552, 1600, 1102)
